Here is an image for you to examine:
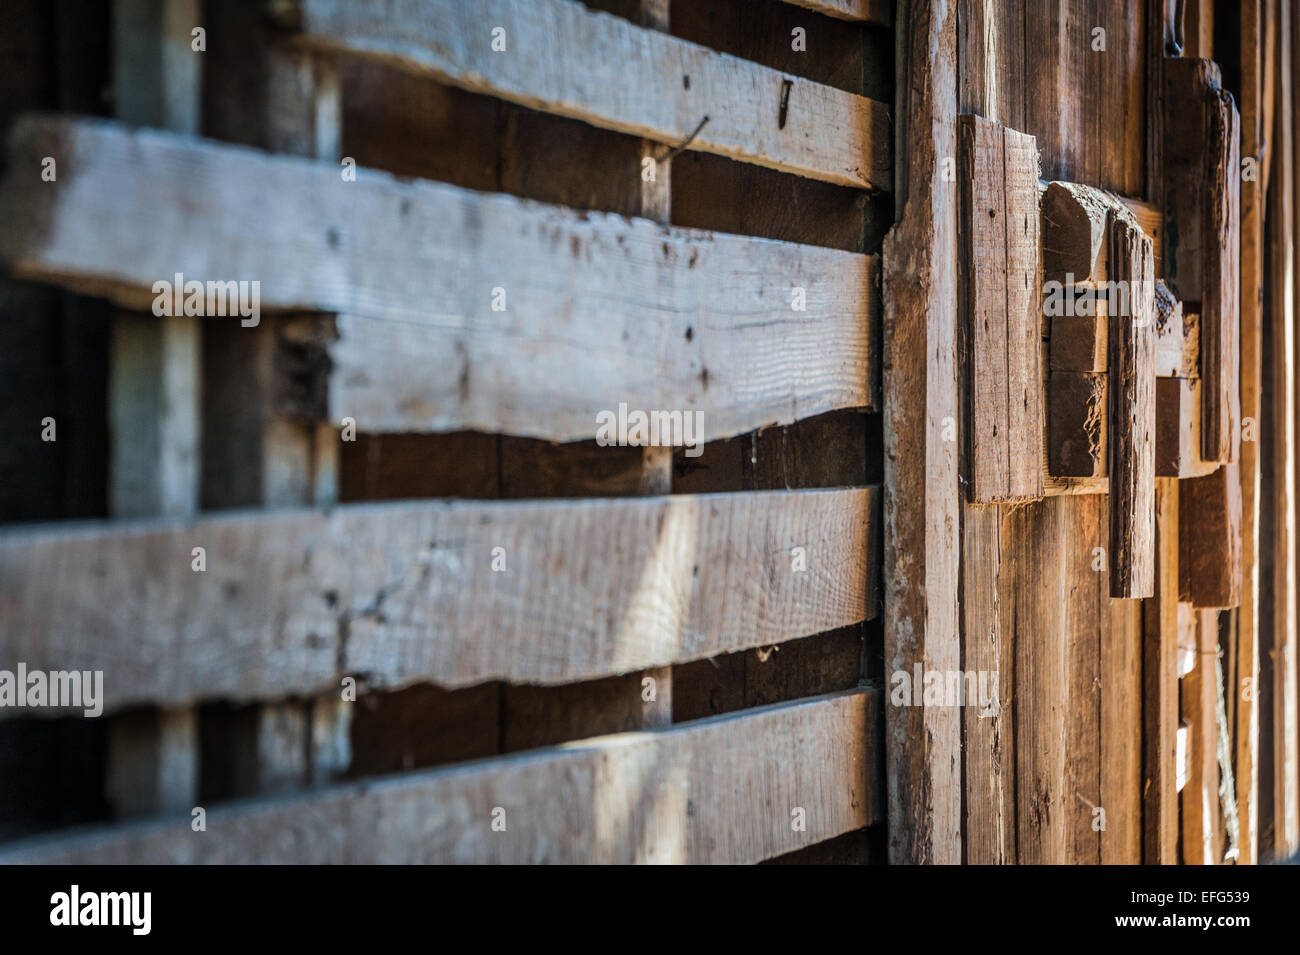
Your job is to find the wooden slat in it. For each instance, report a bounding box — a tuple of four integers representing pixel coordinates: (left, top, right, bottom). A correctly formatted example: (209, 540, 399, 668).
(777, 0, 892, 25)
(631, 0, 674, 732)
(0, 689, 881, 864)
(105, 0, 202, 822)
(958, 114, 1043, 502)
(1236, 0, 1266, 867)
(1106, 210, 1156, 599)
(1010, 496, 1067, 864)
(1203, 90, 1241, 462)
(1163, 56, 1240, 464)
(1142, 478, 1180, 863)
(961, 503, 1014, 864)
(1065, 494, 1102, 864)
(1101, 555, 1144, 863)
(0, 115, 876, 443)
(1181, 609, 1225, 864)
(278, 0, 890, 190)
(0, 487, 877, 713)
(883, 0, 961, 864)
(1267, 0, 1300, 859)
(1179, 465, 1244, 609)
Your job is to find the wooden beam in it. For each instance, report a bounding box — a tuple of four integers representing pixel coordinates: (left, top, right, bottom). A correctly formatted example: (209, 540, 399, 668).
(1142, 478, 1180, 863)
(958, 114, 1043, 503)
(1040, 181, 1164, 283)
(1236, 0, 1266, 867)
(631, 0, 673, 732)
(776, 0, 891, 25)
(1047, 371, 1107, 478)
(883, 0, 961, 864)
(1181, 609, 1224, 863)
(1041, 181, 1110, 285)
(277, 0, 891, 190)
(0, 115, 878, 443)
(1163, 56, 1240, 464)
(1203, 90, 1241, 463)
(1106, 210, 1156, 599)
(0, 689, 881, 864)
(1267, 0, 1300, 858)
(1101, 570, 1144, 862)
(960, 504, 1014, 863)
(1154, 282, 1198, 379)
(105, 0, 202, 822)
(1010, 497, 1067, 863)
(1155, 377, 1217, 478)
(0, 487, 877, 712)
(1179, 465, 1244, 609)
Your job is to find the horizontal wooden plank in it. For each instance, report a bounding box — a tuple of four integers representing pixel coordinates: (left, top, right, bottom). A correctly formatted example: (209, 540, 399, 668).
(777, 0, 892, 25)
(0, 689, 881, 863)
(0, 116, 877, 441)
(281, 0, 890, 189)
(0, 487, 877, 713)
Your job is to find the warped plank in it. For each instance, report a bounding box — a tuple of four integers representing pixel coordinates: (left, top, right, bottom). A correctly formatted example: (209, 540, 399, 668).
(0, 487, 877, 713)
(0, 689, 881, 864)
(0, 115, 876, 442)
(279, 0, 891, 189)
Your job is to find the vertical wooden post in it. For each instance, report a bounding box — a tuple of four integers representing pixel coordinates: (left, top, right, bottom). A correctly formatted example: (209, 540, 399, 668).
(1142, 478, 1180, 863)
(1235, 0, 1268, 869)
(1181, 609, 1224, 863)
(1107, 211, 1156, 599)
(202, 1, 346, 789)
(636, 0, 672, 730)
(104, 0, 203, 819)
(883, 0, 962, 864)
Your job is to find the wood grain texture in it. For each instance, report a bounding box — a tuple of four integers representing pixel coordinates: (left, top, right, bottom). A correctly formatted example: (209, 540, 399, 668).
(0, 689, 880, 864)
(1041, 180, 1110, 285)
(882, 0, 962, 864)
(1266, 0, 1300, 858)
(1106, 210, 1156, 599)
(0, 488, 877, 713)
(1181, 609, 1225, 863)
(1065, 493, 1101, 864)
(1155, 377, 1217, 479)
(961, 503, 1014, 863)
(1203, 88, 1241, 463)
(1154, 281, 1198, 378)
(283, 0, 891, 189)
(1048, 371, 1107, 478)
(1236, 0, 1265, 867)
(1101, 547, 1143, 864)
(1010, 496, 1067, 864)
(0, 115, 877, 443)
(959, 114, 1043, 502)
(1142, 478, 1180, 863)
(1179, 465, 1243, 609)
(1162, 56, 1241, 464)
